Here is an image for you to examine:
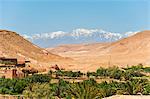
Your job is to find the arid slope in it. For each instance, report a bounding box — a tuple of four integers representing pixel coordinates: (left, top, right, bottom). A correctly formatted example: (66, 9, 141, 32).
(0, 30, 71, 69)
(48, 31, 150, 71)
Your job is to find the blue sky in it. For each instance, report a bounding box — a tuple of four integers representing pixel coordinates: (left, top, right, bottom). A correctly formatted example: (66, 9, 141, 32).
(0, 0, 149, 36)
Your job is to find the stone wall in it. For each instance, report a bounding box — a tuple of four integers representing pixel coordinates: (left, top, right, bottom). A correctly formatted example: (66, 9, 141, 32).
(0, 69, 17, 79)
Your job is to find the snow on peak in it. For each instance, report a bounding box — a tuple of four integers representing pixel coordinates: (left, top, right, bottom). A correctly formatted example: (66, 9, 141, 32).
(124, 31, 139, 37)
(71, 28, 99, 37)
(25, 31, 67, 40)
(22, 28, 140, 47)
(50, 31, 67, 39)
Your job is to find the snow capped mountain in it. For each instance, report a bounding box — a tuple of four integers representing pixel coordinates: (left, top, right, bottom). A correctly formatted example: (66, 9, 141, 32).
(22, 28, 139, 47)
(71, 28, 99, 37)
(124, 31, 140, 37)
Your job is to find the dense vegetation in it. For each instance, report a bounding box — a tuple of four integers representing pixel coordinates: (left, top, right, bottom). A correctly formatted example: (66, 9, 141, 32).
(55, 70, 83, 78)
(1, 65, 150, 99)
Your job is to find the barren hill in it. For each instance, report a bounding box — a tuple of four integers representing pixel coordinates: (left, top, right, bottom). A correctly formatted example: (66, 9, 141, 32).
(48, 31, 150, 71)
(109, 30, 150, 53)
(0, 30, 71, 69)
(47, 43, 109, 54)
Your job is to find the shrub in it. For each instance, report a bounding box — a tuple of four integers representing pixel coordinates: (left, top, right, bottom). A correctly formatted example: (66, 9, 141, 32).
(143, 83, 150, 95)
(23, 83, 54, 99)
(0, 78, 28, 95)
(24, 74, 51, 83)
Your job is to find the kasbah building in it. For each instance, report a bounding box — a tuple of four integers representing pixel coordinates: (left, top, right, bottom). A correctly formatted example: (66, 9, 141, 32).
(0, 57, 31, 78)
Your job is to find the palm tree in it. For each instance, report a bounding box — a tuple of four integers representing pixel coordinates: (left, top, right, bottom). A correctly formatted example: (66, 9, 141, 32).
(118, 79, 148, 95)
(66, 82, 103, 99)
(23, 83, 54, 99)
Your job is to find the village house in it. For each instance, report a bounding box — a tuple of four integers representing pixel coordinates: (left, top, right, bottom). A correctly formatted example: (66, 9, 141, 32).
(0, 57, 30, 78)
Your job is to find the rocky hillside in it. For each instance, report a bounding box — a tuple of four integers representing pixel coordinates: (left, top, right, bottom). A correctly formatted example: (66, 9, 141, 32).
(0, 30, 70, 65)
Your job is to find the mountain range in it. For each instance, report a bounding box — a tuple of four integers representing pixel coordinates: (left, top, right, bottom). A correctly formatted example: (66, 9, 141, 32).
(23, 28, 139, 47)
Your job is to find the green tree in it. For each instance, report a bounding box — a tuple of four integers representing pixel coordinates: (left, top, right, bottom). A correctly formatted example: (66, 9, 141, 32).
(23, 83, 54, 99)
(118, 78, 148, 95)
(97, 81, 116, 97)
(66, 82, 103, 99)
(51, 79, 69, 98)
(143, 83, 150, 95)
(0, 78, 28, 95)
(96, 67, 108, 77)
(24, 74, 51, 83)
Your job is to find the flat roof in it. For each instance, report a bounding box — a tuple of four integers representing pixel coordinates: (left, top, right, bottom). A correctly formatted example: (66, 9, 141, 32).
(0, 57, 17, 60)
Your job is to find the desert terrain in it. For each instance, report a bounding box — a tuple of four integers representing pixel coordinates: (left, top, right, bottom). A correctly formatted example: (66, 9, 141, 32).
(48, 31, 150, 71)
(1, 30, 150, 72)
(1, 30, 150, 99)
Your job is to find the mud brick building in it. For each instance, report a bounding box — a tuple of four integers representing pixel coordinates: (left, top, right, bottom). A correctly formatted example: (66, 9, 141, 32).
(0, 57, 30, 78)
